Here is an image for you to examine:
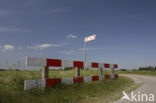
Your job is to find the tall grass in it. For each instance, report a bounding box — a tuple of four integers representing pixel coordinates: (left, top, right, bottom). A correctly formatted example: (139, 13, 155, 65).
(0, 70, 134, 103)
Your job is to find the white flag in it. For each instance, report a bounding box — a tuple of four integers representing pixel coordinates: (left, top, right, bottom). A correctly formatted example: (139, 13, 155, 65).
(85, 34, 96, 42)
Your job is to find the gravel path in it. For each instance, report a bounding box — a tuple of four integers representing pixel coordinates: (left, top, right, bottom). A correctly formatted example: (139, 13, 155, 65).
(112, 74, 156, 103)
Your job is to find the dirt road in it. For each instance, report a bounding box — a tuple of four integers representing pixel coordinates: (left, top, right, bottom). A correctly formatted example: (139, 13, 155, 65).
(112, 74, 156, 103)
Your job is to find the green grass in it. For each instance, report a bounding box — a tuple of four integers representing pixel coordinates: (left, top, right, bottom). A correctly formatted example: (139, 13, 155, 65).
(117, 70, 156, 76)
(0, 70, 136, 103)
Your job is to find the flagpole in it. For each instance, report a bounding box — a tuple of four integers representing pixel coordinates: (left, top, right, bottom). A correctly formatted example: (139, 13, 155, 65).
(84, 34, 96, 68)
(84, 40, 86, 70)
(84, 41, 86, 63)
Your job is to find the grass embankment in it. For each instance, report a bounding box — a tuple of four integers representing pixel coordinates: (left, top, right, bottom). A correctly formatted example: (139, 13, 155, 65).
(0, 70, 136, 103)
(117, 70, 156, 76)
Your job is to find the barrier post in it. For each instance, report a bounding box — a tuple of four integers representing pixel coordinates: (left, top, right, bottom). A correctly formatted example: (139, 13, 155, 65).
(110, 68, 115, 79)
(42, 66, 49, 91)
(75, 67, 80, 77)
(110, 68, 114, 75)
(98, 67, 102, 76)
(42, 66, 49, 79)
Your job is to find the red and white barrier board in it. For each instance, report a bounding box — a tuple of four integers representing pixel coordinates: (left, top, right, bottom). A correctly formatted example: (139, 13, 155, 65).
(24, 74, 118, 90)
(26, 56, 118, 69)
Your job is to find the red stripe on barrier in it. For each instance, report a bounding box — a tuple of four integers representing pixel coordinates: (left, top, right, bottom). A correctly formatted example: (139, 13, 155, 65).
(47, 59, 62, 67)
(73, 61, 84, 68)
(91, 62, 99, 68)
(114, 64, 118, 68)
(73, 77, 84, 83)
(92, 76, 99, 81)
(114, 74, 118, 78)
(104, 64, 110, 68)
(105, 75, 110, 79)
(46, 78, 62, 87)
(73, 61, 79, 67)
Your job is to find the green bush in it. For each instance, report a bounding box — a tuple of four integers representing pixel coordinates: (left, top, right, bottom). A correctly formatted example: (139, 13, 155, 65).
(64, 67, 74, 71)
(139, 66, 156, 70)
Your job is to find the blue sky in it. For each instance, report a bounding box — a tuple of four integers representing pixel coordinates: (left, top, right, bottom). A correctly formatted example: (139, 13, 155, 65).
(0, 0, 156, 69)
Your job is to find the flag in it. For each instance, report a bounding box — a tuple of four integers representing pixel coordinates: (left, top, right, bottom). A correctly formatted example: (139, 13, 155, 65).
(85, 34, 96, 42)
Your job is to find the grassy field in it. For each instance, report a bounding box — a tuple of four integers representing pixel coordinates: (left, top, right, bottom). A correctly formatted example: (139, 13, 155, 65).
(117, 70, 156, 76)
(0, 69, 136, 103)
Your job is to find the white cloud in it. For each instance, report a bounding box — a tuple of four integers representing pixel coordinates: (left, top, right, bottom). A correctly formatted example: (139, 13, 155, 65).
(50, 8, 70, 13)
(2, 45, 15, 52)
(67, 34, 77, 39)
(0, 10, 11, 16)
(0, 27, 30, 32)
(28, 43, 66, 50)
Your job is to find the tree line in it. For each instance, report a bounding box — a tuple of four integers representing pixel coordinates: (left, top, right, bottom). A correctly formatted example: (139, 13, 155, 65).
(139, 66, 156, 70)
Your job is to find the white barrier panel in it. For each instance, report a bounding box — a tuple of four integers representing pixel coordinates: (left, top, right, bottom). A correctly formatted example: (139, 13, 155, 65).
(26, 56, 46, 66)
(24, 74, 118, 90)
(25, 56, 118, 69)
(111, 74, 115, 79)
(24, 79, 45, 90)
(99, 63, 104, 68)
(110, 64, 114, 68)
(62, 78, 73, 85)
(99, 75, 105, 80)
(84, 62, 92, 68)
(62, 60, 73, 68)
(84, 76, 92, 82)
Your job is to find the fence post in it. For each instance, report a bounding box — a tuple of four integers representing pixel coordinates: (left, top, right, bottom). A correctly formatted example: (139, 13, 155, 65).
(75, 67, 80, 77)
(42, 66, 49, 79)
(98, 67, 102, 76)
(110, 68, 115, 79)
(42, 66, 49, 91)
(110, 68, 114, 75)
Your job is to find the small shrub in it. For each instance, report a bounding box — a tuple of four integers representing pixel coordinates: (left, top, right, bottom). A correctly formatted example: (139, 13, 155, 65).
(64, 67, 74, 71)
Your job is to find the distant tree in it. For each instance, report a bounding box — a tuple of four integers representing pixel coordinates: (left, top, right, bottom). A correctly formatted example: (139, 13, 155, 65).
(139, 66, 155, 70)
(120, 69, 126, 71)
(132, 69, 137, 71)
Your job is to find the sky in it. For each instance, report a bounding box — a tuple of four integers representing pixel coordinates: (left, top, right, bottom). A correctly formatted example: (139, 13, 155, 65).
(0, 0, 156, 69)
